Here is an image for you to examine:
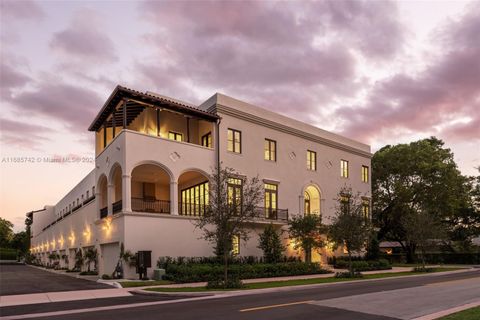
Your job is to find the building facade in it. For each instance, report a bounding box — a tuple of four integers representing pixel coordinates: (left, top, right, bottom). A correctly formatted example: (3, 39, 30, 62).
(28, 86, 372, 278)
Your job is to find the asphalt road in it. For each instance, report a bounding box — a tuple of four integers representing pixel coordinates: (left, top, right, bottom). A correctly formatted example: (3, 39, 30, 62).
(2, 269, 479, 320)
(0, 265, 110, 296)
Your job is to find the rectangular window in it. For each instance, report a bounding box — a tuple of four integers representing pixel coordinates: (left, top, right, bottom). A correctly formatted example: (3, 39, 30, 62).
(201, 132, 212, 148)
(264, 183, 278, 219)
(168, 131, 183, 142)
(227, 178, 243, 213)
(264, 139, 276, 161)
(340, 194, 350, 213)
(227, 129, 241, 153)
(362, 165, 369, 183)
(362, 199, 370, 220)
(232, 235, 240, 256)
(180, 181, 209, 216)
(307, 150, 316, 171)
(341, 160, 349, 178)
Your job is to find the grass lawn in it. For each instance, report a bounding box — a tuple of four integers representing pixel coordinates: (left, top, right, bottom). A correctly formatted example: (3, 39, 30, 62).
(145, 267, 465, 292)
(120, 280, 173, 288)
(438, 306, 480, 320)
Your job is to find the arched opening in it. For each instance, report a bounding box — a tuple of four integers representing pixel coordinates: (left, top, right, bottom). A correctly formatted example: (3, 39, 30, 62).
(98, 175, 108, 218)
(178, 170, 209, 216)
(304, 185, 321, 216)
(110, 165, 123, 214)
(131, 164, 171, 213)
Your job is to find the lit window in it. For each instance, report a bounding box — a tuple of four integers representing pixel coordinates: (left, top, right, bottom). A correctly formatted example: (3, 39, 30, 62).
(180, 182, 209, 216)
(341, 160, 349, 178)
(228, 178, 243, 213)
(362, 165, 369, 183)
(264, 183, 278, 219)
(201, 132, 212, 148)
(264, 139, 276, 161)
(362, 199, 370, 220)
(232, 235, 240, 256)
(340, 194, 350, 213)
(168, 131, 183, 142)
(307, 150, 316, 171)
(227, 129, 241, 153)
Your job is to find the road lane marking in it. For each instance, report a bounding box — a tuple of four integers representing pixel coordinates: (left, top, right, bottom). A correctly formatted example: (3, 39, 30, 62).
(239, 300, 314, 312)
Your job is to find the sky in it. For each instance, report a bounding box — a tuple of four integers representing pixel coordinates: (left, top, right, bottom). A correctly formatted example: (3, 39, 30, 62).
(1, 0, 479, 232)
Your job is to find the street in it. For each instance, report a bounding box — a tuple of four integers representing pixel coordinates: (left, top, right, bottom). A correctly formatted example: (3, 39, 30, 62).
(1, 269, 479, 320)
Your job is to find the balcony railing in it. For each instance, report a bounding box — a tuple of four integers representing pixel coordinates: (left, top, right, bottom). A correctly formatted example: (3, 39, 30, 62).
(254, 206, 289, 221)
(100, 206, 108, 218)
(112, 200, 122, 214)
(71, 204, 82, 213)
(132, 198, 170, 214)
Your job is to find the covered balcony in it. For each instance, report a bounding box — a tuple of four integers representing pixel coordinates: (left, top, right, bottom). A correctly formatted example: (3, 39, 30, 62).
(131, 164, 171, 214)
(89, 86, 219, 157)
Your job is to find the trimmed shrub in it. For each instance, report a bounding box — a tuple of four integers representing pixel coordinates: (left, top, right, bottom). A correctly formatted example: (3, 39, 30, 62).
(380, 252, 480, 264)
(334, 259, 391, 271)
(0, 248, 18, 260)
(163, 262, 331, 283)
(413, 266, 436, 273)
(79, 271, 98, 275)
(102, 274, 112, 279)
(334, 271, 363, 278)
(207, 277, 244, 289)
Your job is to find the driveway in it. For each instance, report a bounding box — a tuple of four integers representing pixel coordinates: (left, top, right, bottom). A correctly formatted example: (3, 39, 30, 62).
(0, 265, 111, 296)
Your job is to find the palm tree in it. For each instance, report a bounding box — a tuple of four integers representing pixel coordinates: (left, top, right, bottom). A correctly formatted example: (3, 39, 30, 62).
(84, 248, 98, 272)
(74, 249, 84, 271)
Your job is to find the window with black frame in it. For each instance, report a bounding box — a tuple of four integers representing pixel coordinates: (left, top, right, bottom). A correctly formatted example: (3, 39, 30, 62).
(180, 182, 209, 216)
(264, 183, 278, 219)
(227, 178, 242, 214)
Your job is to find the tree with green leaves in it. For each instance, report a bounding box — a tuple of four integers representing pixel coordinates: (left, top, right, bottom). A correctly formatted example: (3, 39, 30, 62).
(0, 218, 14, 248)
(288, 213, 326, 263)
(194, 165, 263, 288)
(372, 137, 472, 262)
(84, 248, 98, 272)
(74, 248, 84, 271)
(328, 187, 371, 275)
(258, 223, 285, 263)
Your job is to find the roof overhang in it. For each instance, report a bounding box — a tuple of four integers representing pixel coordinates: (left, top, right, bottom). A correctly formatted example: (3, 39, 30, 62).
(88, 85, 219, 131)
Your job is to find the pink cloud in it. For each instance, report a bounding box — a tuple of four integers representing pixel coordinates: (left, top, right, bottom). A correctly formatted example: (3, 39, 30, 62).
(10, 82, 103, 131)
(50, 8, 117, 62)
(0, 118, 53, 149)
(335, 5, 480, 143)
(0, 0, 44, 20)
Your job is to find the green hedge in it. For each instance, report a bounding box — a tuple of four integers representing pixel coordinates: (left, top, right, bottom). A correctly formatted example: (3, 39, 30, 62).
(163, 262, 331, 283)
(334, 259, 392, 271)
(380, 253, 480, 264)
(0, 248, 18, 260)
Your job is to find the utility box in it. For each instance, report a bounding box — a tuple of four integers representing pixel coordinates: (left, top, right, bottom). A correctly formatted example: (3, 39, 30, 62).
(153, 268, 166, 280)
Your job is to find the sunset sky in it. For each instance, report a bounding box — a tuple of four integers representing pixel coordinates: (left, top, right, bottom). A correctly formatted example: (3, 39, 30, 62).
(1, 0, 479, 232)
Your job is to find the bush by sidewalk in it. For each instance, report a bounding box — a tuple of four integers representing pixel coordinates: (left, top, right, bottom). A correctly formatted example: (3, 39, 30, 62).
(161, 261, 330, 283)
(332, 258, 392, 271)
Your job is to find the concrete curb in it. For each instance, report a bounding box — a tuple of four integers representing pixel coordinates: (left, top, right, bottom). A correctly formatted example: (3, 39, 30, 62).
(132, 268, 478, 298)
(411, 300, 480, 320)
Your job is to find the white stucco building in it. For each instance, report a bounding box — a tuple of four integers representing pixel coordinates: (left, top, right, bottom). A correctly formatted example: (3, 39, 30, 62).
(28, 85, 372, 277)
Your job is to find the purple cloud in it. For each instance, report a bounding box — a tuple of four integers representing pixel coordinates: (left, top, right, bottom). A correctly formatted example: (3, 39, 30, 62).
(50, 8, 117, 62)
(335, 5, 480, 143)
(10, 83, 103, 131)
(0, 118, 52, 149)
(0, 62, 31, 99)
(135, 0, 405, 124)
(0, 0, 44, 20)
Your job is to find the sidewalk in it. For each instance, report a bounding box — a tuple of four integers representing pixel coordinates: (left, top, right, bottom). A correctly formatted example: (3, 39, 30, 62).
(0, 266, 467, 308)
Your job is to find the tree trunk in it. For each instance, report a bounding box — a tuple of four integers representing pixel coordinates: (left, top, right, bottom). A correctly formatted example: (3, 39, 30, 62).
(223, 249, 228, 288)
(348, 251, 353, 276)
(305, 245, 312, 263)
(405, 244, 416, 264)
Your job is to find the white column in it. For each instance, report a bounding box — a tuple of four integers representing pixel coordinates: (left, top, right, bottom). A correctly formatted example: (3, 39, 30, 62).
(170, 181, 178, 215)
(95, 189, 101, 218)
(122, 174, 132, 212)
(299, 195, 305, 216)
(107, 184, 114, 215)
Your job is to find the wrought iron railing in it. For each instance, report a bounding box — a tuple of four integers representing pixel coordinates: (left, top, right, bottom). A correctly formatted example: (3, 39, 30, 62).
(254, 206, 288, 221)
(132, 198, 170, 214)
(112, 200, 122, 214)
